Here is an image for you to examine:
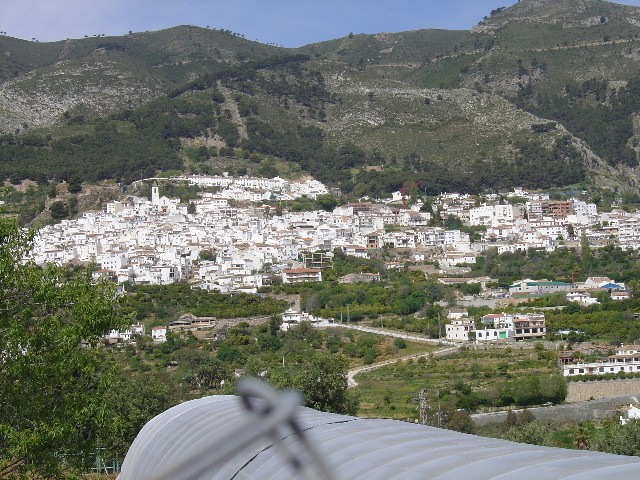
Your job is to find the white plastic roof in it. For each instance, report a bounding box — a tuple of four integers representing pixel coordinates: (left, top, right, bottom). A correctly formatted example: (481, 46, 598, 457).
(118, 395, 640, 479)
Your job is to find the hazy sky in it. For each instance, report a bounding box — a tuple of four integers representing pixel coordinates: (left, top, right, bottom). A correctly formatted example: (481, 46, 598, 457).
(3, 0, 640, 47)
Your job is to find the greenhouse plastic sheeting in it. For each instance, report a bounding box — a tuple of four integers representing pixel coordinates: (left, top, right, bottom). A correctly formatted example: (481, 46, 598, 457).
(118, 395, 640, 479)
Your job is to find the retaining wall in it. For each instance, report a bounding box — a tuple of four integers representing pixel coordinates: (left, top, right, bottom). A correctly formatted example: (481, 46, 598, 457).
(566, 378, 640, 403)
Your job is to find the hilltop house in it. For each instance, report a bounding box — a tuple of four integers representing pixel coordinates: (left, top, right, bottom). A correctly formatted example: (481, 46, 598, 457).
(280, 309, 333, 331)
(473, 312, 546, 343)
(563, 345, 640, 377)
(445, 317, 476, 342)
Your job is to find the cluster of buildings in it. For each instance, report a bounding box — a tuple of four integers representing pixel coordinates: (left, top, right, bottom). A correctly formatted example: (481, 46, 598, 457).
(139, 174, 330, 202)
(28, 176, 639, 300)
(430, 187, 640, 253)
(506, 276, 628, 305)
(445, 309, 546, 343)
(26, 176, 636, 330)
(433, 188, 598, 253)
(30, 176, 474, 293)
(104, 324, 145, 344)
(30, 174, 640, 376)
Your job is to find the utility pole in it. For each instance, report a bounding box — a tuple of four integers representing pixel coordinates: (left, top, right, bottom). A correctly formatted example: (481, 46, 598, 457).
(419, 389, 428, 425)
(436, 389, 442, 428)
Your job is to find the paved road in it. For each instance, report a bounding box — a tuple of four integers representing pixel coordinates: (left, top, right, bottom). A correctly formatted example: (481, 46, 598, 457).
(329, 324, 459, 388)
(333, 324, 459, 388)
(331, 324, 456, 346)
(347, 345, 459, 388)
(472, 394, 640, 426)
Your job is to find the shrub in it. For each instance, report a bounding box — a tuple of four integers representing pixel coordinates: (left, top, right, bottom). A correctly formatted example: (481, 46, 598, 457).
(394, 337, 407, 349)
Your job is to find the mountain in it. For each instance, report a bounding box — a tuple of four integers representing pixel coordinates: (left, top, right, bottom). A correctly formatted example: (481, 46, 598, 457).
(0, 26, 281, 130)
(2, 0, 640, 198)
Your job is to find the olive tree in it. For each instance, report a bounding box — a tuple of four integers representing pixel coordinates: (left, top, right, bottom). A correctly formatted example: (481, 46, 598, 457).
(268, 352, 358, 416)
(0, 218, 125, 478)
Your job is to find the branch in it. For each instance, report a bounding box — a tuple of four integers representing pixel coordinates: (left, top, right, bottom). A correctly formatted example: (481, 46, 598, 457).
(0, 456, 26, 478)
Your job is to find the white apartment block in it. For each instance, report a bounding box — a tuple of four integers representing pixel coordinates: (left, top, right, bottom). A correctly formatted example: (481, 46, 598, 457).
(446, 318, 475, 341)
(563, 345, 640, 377)
(282, 268, 322, 284)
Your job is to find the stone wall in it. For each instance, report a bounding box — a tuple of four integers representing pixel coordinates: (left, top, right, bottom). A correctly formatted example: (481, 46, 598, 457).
(566, 378, 640, 403)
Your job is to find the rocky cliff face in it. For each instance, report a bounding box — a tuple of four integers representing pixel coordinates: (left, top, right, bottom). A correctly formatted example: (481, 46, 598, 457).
(0, 58, 164, 131)
(0, 26, 280, 132)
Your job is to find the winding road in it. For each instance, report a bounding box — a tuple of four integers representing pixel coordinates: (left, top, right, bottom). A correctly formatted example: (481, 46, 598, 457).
(329, 324, 459, 388)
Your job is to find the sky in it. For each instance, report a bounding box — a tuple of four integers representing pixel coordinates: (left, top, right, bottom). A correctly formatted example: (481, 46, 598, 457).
(3, 0, 640, 48)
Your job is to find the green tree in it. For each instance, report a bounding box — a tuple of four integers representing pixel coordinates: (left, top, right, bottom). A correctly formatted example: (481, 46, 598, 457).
(0, 218, 125, 478)
(564, 302, 582, 314)
(295, 352, 358, 414)
(49, 200, 69, 219)
(394, 337, 407, 349)
(67, 174, 83, 194)
(516, 408, 536, 427)
(573, 421, 591, 450)
(589, 419, 640, 456)
(445, 409, 476, 434)
(100, 372, 176, 458)
(502, 421, 552, 446)
(315, 194, 338, 212)
(216, 344, 246, 365)
(269, 314, 282, 336)
(269, 352, 358, 415)
(47, 182, 57, 198)
(581, 231, 593, 275)
(175, 348, 211, 375)
(199, 249, 215, 261)
(67, 196, 78, 217)
(504, 409, 518, 429)
(629, 279, 640, 299)
(194, 359, 232, 390)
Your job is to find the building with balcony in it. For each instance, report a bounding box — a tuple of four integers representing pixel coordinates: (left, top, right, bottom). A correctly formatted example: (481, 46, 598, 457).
(281, 268, 322, 284)
(512, 313, 546, 341)
(563, 345, 640, 377)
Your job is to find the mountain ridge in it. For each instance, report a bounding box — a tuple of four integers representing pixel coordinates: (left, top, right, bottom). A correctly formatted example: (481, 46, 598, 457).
(1, 1, 640, 199)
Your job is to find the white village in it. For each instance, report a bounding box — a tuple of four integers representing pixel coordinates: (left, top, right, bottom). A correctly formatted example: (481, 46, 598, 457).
(27, 174, 639, 369)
